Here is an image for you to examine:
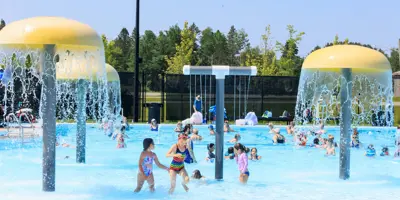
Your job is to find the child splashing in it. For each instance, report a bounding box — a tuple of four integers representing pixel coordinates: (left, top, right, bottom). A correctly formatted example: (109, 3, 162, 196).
(134, 138, 169, 193)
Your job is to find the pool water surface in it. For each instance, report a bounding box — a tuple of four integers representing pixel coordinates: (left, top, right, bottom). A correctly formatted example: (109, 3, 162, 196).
(0, 124, 399, 200)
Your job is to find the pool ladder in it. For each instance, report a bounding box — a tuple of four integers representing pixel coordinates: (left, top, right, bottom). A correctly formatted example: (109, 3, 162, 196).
(5, 113, 36, 141)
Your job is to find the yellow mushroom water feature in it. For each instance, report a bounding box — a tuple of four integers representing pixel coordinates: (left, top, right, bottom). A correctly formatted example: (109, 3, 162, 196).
(105, 64, 121, 121)
(295, 44, 393, 180)
(0, 16, 107, 191)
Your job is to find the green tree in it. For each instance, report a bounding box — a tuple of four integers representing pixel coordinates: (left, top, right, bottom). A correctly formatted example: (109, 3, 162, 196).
(25, 55, 32, 68)
(105, 40, 124, 71)
(226, 26, 249, 66)
(0, 19, 5, 31)
(333, 34, 339, 45)
(389, 48, 400, 72)
(189, 23, 201, 65)
(199, 27, 216, 65)
(114, 28, 132, 71)
(165, 21, 196, 74)
(259, 25, 278, 75)
(213, 30, 228, 65)
(276, 25, 305, 76)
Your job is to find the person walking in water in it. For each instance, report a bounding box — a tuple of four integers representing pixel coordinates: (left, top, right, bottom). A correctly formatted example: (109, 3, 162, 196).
(134, 138, 169, 193)
(193, 95, 202, 113)
(234, 143, 250, 184)
(166, 133, 190, 194)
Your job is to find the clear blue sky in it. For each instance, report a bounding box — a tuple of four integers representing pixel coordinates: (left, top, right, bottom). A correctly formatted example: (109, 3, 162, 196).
(2, 0, 399, 56)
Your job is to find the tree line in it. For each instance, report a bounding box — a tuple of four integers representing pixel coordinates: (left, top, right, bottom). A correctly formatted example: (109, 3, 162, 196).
(1, 18, 400, 90)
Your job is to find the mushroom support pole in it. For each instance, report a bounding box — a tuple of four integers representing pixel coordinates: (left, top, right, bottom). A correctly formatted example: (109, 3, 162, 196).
(339, 68, 352, 180)
(183, 65, 256, 180)
(42, 44, 56, 192)
(76, 79, 87, 163)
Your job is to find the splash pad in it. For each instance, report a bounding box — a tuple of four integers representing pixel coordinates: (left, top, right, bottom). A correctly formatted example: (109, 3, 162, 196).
(295, 45, 393, 179)
(0, 16, 115, 191)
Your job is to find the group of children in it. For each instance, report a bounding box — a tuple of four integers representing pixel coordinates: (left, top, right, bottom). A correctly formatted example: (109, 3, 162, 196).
(102, 116, 130, 149)
(286, 121, 400, 158)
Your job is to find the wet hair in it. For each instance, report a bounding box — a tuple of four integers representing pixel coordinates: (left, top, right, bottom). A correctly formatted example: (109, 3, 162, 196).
(192, 169, 202, 179)
(382, 147, 388, 152)
(234, 134, 241, 140)
(313, 137, 320, 145)
(207, 143, 215, 151)
(143, 138, 154, 151)
(251, 148, 257, 153)
(245, 147, 250, 153)
(227, 147, 234, 154)
(183, 124, 192, 135)
(234, 143, 246, 152)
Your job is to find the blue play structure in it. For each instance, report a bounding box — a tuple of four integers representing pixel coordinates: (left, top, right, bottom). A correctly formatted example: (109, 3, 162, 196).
(209, 105, 227, 119)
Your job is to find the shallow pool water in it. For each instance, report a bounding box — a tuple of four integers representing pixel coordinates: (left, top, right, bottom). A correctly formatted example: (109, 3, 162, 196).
(0, 124, 399, 200)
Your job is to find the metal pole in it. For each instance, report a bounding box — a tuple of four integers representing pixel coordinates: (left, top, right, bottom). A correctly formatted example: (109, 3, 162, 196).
(339, 68, 352, 180)
(215, 78, 224, 180)
(76, 79, 86, 164)
(133, 0, 140, 122)
(42, 44, 56, 192)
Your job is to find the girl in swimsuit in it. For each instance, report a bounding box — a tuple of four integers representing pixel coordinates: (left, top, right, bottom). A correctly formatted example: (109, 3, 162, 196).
(249, 148, 261, 160)
(134, 138, 169, 193)
(116, 126, 129, 148)
(234, 143, 250, 184)
(183, 125, 197, 164)
(166, 133, 190, 194)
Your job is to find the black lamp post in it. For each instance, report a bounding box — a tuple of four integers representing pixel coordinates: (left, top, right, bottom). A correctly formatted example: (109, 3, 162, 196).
(134, 0, 140, 122)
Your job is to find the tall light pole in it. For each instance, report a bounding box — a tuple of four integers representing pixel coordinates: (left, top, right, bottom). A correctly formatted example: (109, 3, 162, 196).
(134, 0, 140, 122)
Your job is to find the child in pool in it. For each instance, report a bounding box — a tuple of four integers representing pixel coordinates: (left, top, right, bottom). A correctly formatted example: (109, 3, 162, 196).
(224, 147, 235, 160)
(150, 119, 158, 131)
(249, 148, 261, 160)
(208, 125, 215, 135)
(191, 129, 202, 141)
(192, 169, 205, 180)
(351, 128, 360, 148)
(206, 143, 215, 162)
(365, 144, 376, 157)
(325, 135, 336, 156)
(229, 134, 241, 143)
(380, 147, 389, 156)
(234, 143, 249, 184)
(134, 138, 169, 193)
(174, 121, 183, 133)
(116, 126, 129, 149)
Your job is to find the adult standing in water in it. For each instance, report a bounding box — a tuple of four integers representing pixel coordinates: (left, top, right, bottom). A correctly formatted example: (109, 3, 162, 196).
(166, 133, 190, 194)
(193, 95, 202, 113)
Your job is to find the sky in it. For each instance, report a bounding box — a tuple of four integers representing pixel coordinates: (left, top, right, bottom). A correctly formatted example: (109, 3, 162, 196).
(1, 0, 399, 56)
